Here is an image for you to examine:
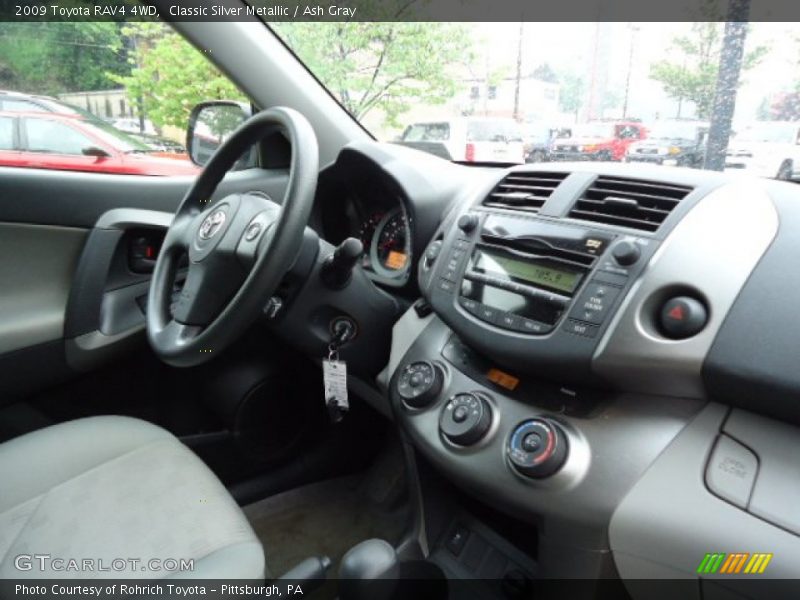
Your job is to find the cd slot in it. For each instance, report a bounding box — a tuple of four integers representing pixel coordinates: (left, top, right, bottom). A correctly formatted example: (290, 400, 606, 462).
(480, 235, 597, 267)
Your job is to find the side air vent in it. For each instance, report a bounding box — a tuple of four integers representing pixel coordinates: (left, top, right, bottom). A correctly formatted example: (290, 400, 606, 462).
(483, 172, 569, 213)
(569, 176, 693, 232)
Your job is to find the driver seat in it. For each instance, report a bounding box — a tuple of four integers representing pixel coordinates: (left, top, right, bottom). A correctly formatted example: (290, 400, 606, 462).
(0, 416, 266, 579)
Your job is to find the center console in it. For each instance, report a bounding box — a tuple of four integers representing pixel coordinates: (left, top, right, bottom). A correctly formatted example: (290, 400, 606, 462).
(383, 164, 794, 589)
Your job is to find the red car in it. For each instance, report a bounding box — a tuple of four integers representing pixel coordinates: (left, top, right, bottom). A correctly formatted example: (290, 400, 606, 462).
(551, 120, 647, 162)
(0, 111, 199, 176)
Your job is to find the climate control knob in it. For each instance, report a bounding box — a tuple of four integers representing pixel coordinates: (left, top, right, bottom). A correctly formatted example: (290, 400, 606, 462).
(440, 393, 492, 446)
(396, 361, 443, 408)
(507, 419, 568, 478)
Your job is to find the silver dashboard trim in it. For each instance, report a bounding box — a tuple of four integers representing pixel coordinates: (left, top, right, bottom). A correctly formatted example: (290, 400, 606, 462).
(593, 181, 779, 398)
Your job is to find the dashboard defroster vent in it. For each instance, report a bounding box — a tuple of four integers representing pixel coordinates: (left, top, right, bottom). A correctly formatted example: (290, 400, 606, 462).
(569, 176, 693, 232)
(483, 172, 569, 213)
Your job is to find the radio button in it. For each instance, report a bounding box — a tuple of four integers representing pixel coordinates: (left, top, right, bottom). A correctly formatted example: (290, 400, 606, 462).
(563, 319, 599, 338)
(515, 318, 552, 335)
(477, 304, 500, 324)
(443, 265, 459, 281)
(457, 213, 480, 233)
(569, 283, 620, 325)
(593, 271, 628, 288)
(498, 312, 521, 330)
(438, 278, 456, 293)
(611, 239, 641, 266)
(458, 297, 480, 314)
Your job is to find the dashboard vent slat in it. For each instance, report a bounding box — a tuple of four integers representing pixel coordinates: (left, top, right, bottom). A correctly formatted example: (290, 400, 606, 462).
(569, 176, 693, 232)
(483, 171, 568, 213)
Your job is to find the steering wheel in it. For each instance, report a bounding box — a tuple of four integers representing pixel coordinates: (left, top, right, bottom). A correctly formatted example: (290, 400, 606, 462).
(147, 107, 318, 367)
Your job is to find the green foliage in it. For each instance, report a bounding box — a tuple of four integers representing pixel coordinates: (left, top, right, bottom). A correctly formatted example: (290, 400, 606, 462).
(557, 72, 585, 117)
(531, 63, 559, 84)
(0, 23, 127, 94)
(272, 22, 472, 127)
(112, 23, 246, 133)
(649, 23, 768, 119)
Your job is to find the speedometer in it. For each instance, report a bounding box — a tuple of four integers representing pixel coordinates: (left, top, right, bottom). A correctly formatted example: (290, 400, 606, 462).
(357, 212, 384, 269)
(370, 209, 411, 279)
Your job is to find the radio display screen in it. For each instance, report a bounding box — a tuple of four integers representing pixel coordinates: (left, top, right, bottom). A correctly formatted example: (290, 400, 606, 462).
(474, 250, 582, 294)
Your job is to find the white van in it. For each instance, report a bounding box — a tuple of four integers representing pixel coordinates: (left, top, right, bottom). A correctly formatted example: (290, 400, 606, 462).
(398, 117, 525, 164)
(725, 121, 800, 179)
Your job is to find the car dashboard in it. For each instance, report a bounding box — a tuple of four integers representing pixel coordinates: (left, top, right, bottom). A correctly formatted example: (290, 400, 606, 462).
(309, 143, 800, 595)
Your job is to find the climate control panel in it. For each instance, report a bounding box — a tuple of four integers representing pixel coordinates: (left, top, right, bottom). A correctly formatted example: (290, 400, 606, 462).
(439, 393, 492, 446)
(396, 360, 443, 408)
(507, 419, 568, 478)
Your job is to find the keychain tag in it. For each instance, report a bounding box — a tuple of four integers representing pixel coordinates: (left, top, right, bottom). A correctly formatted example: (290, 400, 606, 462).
(323, 356, 349, 422)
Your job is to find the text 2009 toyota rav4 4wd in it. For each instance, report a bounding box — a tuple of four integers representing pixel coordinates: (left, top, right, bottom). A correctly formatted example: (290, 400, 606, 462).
(0, 5, 799, 600)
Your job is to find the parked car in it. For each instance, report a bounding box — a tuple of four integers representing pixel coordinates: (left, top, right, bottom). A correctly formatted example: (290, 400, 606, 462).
(128, 132, 187, 157)
(111, 117, 158, 136)
(626, 120, 708, 167)
(0, 90, 107, 122)
(550, 120, 647, 161)
(522, 121, 556, 162)
(397, 117, 525, 164)
(0, 111, 199, 176)
(725, 121, 800, 180)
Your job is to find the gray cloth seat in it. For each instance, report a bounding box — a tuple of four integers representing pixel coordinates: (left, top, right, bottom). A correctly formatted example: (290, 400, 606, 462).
(0, 416, 265, 579)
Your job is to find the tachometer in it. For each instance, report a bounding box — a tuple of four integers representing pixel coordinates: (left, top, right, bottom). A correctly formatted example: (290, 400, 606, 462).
(371, 209, 411, 279)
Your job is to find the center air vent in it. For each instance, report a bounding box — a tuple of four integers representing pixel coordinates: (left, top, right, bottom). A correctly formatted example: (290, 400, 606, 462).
(569, 176, 693, 232)
(483, 172, 569, 213)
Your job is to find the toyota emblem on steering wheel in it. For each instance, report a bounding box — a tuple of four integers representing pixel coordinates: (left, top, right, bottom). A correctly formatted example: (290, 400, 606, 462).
(198, 209, 227, 240)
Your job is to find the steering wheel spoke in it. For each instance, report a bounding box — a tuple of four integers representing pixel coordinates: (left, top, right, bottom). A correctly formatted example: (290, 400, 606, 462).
(151, 320, 203, 357)
(235, 204, 281, 267)
(146, 107, 318, 367)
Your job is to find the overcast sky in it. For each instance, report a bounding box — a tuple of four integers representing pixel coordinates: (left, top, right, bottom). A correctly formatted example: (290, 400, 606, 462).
(471, 22, 800, 122)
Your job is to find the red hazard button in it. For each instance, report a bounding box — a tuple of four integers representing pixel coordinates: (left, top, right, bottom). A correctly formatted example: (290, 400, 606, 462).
(667, 304, 685, 320)
(659, 296, 708, 339)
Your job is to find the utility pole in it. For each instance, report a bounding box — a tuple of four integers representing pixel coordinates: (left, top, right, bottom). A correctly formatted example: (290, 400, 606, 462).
(622, 24, 639, 119)
(513, 22, 524, 121)
(704, 0, 750, 171)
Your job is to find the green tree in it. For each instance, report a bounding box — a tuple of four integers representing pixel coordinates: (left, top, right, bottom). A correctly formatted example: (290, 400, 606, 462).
(272, 22, 472, 127)
(112, 23, 246, 133)
(557, 72, 585, 119)
(649, 23, 768, 119)
(531, 63, 559, 84)
(0, 23, 127, 94)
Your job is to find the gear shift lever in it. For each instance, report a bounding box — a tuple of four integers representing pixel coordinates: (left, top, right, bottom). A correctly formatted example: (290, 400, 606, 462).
(338, 539, 399, 600)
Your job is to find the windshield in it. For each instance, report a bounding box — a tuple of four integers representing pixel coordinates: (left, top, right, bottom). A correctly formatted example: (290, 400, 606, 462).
(735, 124, 798, 144)
(272, 21, 799, 174)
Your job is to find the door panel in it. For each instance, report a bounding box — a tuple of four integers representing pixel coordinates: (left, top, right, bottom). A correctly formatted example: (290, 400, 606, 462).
(0, 165, 290, 401)
(0, 166, 288, 227)
(0, 222, 86, 354)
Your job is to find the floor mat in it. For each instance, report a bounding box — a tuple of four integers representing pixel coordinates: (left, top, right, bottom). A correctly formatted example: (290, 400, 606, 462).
(244, 474, 409, 578)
